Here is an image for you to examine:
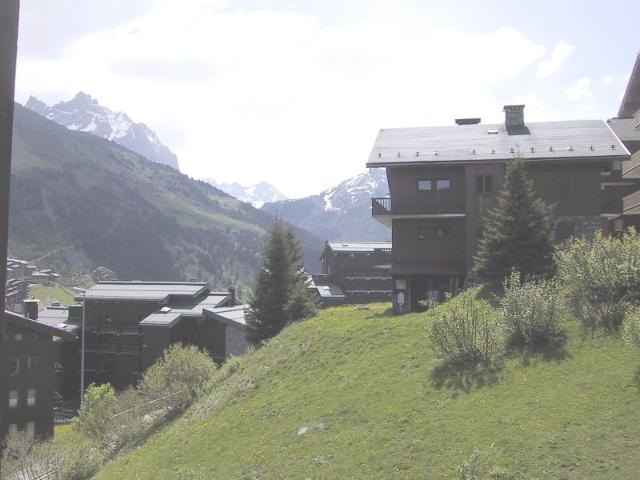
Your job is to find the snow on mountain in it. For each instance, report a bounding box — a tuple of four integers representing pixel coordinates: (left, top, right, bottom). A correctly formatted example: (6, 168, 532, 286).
(262, 170, 390, 242)
(25, 92, 180, 170)
(205, 179, 288, 208)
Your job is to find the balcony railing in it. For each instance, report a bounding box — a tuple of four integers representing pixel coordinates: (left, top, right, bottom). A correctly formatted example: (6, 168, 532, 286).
(372, 196, 465, 216)
(623, 150, 640, 178)
(624, 190, 640, 214)
(373, 194, 622, 216)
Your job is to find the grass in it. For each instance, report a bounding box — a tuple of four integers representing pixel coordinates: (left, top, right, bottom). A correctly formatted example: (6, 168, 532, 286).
(94, 299, 640, 479)
(28, 284, 75, 307)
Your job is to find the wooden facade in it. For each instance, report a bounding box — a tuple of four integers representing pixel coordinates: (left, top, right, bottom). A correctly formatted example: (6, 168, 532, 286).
(311, 242, 393, 305)
(368, 107, 635, 313)
(1, 311, 75, 439)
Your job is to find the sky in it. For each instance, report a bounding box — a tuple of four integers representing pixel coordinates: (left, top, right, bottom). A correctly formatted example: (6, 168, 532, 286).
(13, 0, 640, 198)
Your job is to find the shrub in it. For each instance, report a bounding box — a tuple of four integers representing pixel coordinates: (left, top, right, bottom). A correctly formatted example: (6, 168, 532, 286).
(556, 229, 640, 332)
(2, 428, 104, 480)
(430, 292, 500, 366)
(73, 383, 120, 449)
(139, 343, 217, 412)
(624, 307, 640, 346)
(500, 271, 562, 347)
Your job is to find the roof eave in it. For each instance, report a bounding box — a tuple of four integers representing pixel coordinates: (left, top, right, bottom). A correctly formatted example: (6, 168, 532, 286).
(367, 153, 629, 169)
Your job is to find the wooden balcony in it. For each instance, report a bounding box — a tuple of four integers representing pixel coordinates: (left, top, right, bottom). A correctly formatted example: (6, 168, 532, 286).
(623, 190, 640, 215)
(371, 196, 466, 218)
(623, 150, 640, 178)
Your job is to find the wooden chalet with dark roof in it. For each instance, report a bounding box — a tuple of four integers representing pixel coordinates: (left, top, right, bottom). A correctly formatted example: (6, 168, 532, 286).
(367, 102, 637, 313)
(2, 309, 75, 439)
(609, 53, 640, 223)
(71, 281, 249, 391)
(309, 241, 393, 305)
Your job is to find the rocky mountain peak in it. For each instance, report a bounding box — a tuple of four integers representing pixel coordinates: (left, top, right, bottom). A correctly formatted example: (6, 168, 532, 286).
(25, 93, 180, 171)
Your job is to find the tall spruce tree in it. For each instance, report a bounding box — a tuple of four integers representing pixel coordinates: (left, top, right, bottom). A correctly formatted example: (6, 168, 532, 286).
(474, 156, 555, 283)
(247, 220, 317, 345)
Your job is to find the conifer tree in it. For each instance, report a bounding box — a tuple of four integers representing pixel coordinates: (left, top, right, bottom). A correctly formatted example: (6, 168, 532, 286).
(247, 220, 316, 345)
(474, 156, 555, 283)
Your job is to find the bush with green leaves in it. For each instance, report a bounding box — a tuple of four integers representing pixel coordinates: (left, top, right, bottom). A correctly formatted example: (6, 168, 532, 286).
(430, 292, 501, 366)
(623, 307, 640, 346)
(556, 229, 640, 332)
(2, 427, 105, 480)
(138, 343, 217, 412)
(500, 271, 562, 347)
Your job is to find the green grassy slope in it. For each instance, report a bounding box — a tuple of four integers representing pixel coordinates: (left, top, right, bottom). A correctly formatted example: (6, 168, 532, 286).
(28, 284, 75, 307)
(96, 301, 640, 479)
(9, 105, 322, 290)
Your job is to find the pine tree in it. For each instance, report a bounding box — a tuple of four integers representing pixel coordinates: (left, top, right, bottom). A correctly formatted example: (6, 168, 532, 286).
(247, 221, 317, 345)
(473, 156, 555, 284)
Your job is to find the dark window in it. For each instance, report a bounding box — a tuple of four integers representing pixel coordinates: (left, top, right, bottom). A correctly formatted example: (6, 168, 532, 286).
(24, 333, 37, 341)
(27, 356, 39, 373)
(8, 391, 18, 409)
(436, 179, 451, 190)
(417, 179, 432, 191)
(418, 226, 451, 240)
(8, 357, 19, 376)
(476, 175, 492, 194)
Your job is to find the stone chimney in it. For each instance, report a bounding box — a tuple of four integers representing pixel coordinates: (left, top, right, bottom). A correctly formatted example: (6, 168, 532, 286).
(227, 285, 237, 306)
(504, 105, 525, 129)
(23, 298, 39, 320)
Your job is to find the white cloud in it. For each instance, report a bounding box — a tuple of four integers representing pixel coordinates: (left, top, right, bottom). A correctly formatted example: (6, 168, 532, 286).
(602, 74, 613, 84)
(566, 77, 592, 101)
(16, 3, 546, 197)
(536, 41, 574, 78)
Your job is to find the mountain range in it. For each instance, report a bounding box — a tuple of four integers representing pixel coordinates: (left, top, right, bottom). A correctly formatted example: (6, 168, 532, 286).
(25, 92, 180, 170)
(9, 104, 322, 294)
(206, 179, 287, 208)
(262, 169, 391, 242)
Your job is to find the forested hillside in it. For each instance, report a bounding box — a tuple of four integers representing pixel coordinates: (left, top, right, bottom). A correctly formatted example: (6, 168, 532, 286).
(8, 105, 322, 293)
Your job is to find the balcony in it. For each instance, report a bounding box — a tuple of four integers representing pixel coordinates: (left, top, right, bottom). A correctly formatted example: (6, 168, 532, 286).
(372, 196, 465, 218)
(623, 190, 640, 215)
(623, 150, 640, 178)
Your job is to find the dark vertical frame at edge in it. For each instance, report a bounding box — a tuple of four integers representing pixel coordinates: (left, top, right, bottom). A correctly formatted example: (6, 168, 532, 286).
(0, 0, 20, 449)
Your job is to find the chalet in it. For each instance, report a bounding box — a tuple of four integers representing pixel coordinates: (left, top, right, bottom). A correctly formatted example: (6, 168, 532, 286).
(367, 105, 634, 313)
(610, 53, 640, 225)
(309, 241, 393, 305)
(72, 281, 249, 390)
(2, 309, 75, 439)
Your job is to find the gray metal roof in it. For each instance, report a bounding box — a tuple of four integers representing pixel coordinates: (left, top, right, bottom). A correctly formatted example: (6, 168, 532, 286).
(366, 120, 629, 167)
(204, 305, 248, 327)
(139, 293, 230, 327)
(608, 118, 640, 143)
(37, 307, 69, 327)
(4, 310, 76, 339)
(327, 242, 392, 253)
(310, 282, 345, 299)
(83, 281, 208, 302)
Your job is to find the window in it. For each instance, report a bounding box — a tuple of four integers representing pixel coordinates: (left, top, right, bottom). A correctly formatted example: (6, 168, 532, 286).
(419, 179, 450, 191)
(417, 179, 432, 191)
(13, 333, 22, 342)
(476, 175, 493, 194)
(24, 333, 37, 341)
(27, 356, 39, 373)
(8, 357, 19, 376)
(8, 424, 18, 436)
(26, 422, 35, 439)
(8, 390, 18, 409)
(436, 179, 451, 190)
(418, 226, 451, 240)
(27, 389, 36, 407)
